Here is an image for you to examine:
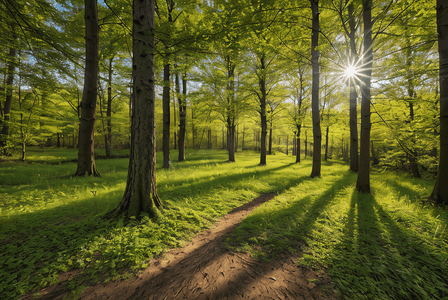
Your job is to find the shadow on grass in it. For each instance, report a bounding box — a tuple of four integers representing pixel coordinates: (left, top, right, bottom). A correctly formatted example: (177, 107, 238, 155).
(159, 161, 305, 203)
(228, 171, 355, 258)
(329, 191, 448, 299)
(0, 157, 302, 299)
(194, 171, 355, 299)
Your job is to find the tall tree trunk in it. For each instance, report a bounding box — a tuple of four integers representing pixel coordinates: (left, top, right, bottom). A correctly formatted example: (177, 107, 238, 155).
(404, 32, 420, 178)
(162, 57, 171, 169)
(105, 58, 114, 158)
(173, 75, 177, 150)
(178, 72, 186, 161)
(296, 125, 301, 163)
(226, 56, 236, 162)
(310, 0, 321, 178)
(305, 131, 307, 157)
(430, 0, 448, 203)
(268, 126, 272, 155)
(356, 0, 373, 193)
(1, 27, 17, 155)
(408, 102, 420, 177)
(75, 0, 100, 177)
(107, 0, 161, 218)
(259, 55, 267, 166)
(242, 124, 245, 151)
(325, 126, 329, 161)
(348, 1, 359, 172)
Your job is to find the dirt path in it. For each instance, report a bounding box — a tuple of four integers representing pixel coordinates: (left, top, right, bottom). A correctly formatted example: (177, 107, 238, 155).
(33, 194, 337, 300)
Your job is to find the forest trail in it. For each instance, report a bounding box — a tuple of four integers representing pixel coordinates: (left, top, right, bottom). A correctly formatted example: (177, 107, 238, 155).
(34, 194, 336, 300)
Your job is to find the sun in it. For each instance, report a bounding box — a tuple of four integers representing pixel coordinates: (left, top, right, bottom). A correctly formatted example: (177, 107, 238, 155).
(344, 65, 358, 78)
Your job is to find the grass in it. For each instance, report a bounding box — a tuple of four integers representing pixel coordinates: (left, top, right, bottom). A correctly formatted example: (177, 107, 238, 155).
(1, 148, 447, 299)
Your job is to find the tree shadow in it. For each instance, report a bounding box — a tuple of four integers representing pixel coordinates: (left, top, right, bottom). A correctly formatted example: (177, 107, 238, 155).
(74, 175, 347, 300)
(329, 190, 448, 299)
(191, 171, 355, 299)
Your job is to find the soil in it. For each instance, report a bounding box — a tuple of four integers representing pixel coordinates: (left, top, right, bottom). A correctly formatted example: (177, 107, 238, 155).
(26, 194, 337, 300)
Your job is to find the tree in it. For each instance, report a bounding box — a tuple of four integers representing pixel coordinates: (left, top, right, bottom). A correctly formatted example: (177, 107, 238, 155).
(75, 0, 100, 176)
(430, 0, 448, 203)
(310, 0, 321, 178)
(288, 63, 309, 163)
(0, 24, 17, 155)
(356, 0, 373, 193)
(334, 0, 361, 171)
(107, 0, 162, 218)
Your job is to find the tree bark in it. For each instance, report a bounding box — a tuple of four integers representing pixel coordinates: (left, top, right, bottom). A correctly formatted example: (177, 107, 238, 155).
(259, 55, 267, 166)
(430, 0, 448, 203)
(108, 0, 162, 218)
(310, 0, 321, 178)
(226, 56, 236, 162)
(268, 126, 272, 155)
(305, 131, 307, 157)
(356, 0, 373, 193)
(75, 0, 100, 177)
(105, 58, 114, 158)
(1, 26, 17, 155)
(348, 2, 359, 172)
(162, 58, 171, 169)
(296, 125, 301, 163)
(173, 75, 177, 150)
(178, 72, 186, 161)
(325, 126, 329, 161)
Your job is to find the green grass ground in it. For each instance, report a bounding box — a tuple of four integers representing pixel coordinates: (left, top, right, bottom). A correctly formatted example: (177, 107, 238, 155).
(0, 148, 447, 299)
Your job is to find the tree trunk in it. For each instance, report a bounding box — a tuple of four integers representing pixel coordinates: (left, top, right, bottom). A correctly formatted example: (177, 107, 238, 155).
(162, 58, 171, 169)
(1, 27, 17, 155)
(173, 75, 177, 150)
(325, 126, 329, 161)
(408, 103, 420, 177)
(349, 81, 358, 171)
(108, 0, 161, 218)
(268, 126, 272, 155)
(178, 72, 186, 161)
(75, 0, 100, 177)
(259, 55, 267, 166)
(286, 135, 289, 155)
(371, 141, 379, 165)
(356, 0, 373, 193)
(296, 125, 301, 163)
(348, 1, 359, 172)
(226, 56, 236, 162)
(106, 58, 113, 158)
(207, 128, 212, 149)
(310, 0, 321, 178)
(305, 131, 307, 157)
(430, 0, 448, 203)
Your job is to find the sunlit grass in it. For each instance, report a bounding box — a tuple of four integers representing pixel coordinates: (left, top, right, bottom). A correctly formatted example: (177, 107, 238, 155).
(228, 167, 448, 299)
(1, 149, 446, 299)
(0, 148, 306, 299)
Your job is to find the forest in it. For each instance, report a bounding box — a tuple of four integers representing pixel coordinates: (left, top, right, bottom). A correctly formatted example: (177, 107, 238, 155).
(1, 0, 447, 299)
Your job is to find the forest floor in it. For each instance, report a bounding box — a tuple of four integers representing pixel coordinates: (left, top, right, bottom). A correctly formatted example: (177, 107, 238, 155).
(3, 149, 447, 300)
(27, 193, 335, 300)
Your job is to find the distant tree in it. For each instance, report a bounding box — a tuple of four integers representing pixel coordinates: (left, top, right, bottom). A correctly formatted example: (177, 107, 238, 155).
(430, 0, 448, 203)
(107, 0, 162, 218)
